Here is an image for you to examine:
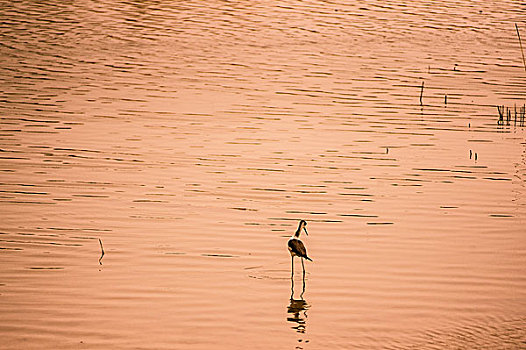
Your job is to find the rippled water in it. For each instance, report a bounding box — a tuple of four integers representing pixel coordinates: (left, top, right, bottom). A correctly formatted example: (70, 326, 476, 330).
(1, 0, 525, 349)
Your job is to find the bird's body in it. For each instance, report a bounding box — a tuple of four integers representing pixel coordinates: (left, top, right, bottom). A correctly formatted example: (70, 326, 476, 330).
(288, 237, 312, 261)
(288, 220, 312, 275)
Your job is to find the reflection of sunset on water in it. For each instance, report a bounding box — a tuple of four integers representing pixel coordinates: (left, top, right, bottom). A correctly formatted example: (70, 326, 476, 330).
(0, 0, 525, 349)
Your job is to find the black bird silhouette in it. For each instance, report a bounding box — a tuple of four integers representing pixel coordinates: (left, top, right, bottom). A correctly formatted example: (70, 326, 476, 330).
(288, 220, 312, 275)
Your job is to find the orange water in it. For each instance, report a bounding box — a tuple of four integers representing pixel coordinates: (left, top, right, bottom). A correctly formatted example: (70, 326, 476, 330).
(1, 1, 525, 349)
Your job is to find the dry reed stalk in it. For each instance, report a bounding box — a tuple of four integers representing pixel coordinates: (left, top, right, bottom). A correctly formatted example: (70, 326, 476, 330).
(516, 23, 526, 72)
(497, 105, 504, 125)
(497, 104, 526, 127)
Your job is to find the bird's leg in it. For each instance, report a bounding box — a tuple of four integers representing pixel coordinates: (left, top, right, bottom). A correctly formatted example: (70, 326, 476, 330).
(301, 258, 305, 277)
(290, 272, 294, 300)
(300, 268, 306, 300)
(291, 256, 294, 278)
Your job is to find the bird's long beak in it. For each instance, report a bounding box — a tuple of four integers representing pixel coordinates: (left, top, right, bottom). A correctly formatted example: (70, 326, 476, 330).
(304, 227, 308, 235)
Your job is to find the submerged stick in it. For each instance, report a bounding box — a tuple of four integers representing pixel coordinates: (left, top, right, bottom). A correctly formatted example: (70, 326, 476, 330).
(419, 81, 424, 106)
(516, 23, 526, 72)
(98, 238, 105, 265)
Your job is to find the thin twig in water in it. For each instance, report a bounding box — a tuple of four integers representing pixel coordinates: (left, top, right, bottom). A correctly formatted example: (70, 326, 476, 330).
(516, 23, 526, 72)
(419, 81, 424, 106)
(98, 238, 105, 265)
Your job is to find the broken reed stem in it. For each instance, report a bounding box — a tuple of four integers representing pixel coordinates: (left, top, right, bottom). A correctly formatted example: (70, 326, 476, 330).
(516, 23, 526, 72)
(419, 81, 424, 106)
(98, 238, 105, 265)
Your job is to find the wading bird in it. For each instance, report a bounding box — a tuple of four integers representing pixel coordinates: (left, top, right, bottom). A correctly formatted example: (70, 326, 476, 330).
(288, 220, 313, 275)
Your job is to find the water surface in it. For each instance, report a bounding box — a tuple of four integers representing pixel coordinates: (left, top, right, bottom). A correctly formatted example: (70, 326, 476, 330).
(1, 0, 525, 349)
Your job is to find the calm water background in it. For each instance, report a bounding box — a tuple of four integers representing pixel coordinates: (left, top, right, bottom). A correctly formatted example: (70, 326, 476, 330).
(1, 0, 525, 349)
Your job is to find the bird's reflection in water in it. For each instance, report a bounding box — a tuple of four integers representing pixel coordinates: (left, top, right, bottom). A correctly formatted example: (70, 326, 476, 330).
(287, 273, 310, 344)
